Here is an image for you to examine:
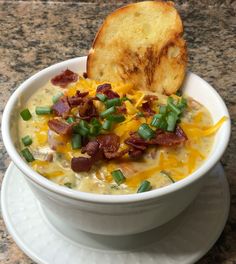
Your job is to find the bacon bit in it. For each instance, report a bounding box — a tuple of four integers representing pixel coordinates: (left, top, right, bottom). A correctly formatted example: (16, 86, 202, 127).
(78, 99, 98, 121)
(68, 96, 83, 107)
(125, 126, 187, 150)
(51, 69, 78, 88)
(96, 83, 112, 93)
(71, 157, 92, 172)
(83, 72, 88, 78)
(128, 148, 144, 159)
(104, 149, 129, 159)
(116, 105, 127, 114)
(141, 101, 155, 116)
(52, 97, 71, 118)
(76, 91, 89, 98)
(48, 119, 72, 136)
(125, 135, 147, 150)
(96, 83, 119, 99)
(81, 141, 99, 156)
(97, 133, 120, 153)
(148, 126, 187, 146)
(104, 89, 120, 99)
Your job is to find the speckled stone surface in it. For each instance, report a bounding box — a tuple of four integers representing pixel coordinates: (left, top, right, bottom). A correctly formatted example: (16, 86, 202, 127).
(0, 1, 235, 263)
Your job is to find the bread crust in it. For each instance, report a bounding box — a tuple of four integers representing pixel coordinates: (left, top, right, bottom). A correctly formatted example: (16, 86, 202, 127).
(87, 1, 187, 95)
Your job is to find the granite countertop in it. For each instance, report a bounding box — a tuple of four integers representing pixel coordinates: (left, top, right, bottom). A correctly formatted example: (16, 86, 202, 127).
(0, 0, 235, 263)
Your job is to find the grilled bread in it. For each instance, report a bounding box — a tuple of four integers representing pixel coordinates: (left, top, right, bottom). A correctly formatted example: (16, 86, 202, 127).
(87, 1, 187, 95)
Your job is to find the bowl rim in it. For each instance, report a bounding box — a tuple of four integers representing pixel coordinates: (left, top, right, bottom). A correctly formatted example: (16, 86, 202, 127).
(1, 56, 231, 204)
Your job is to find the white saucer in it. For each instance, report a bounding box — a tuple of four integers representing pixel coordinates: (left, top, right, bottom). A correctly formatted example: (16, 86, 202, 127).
(1, 162, 230, 264)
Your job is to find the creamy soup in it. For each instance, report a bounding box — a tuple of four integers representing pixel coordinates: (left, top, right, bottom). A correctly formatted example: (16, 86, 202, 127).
(18, 70, 225, 194)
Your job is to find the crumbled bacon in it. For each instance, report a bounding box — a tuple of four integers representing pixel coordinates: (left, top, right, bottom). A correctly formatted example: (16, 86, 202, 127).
(125, 126, 187, 149)
(104, 149, 129, 159)
(148, 126, 187, 146)
(81, 141, 100, 156)
(144, 95, 158, 101)
(51, 69, 78, 88)
(76, 91, 89, 98)
(68, 96, 83, 107)
(96, 133, 120, 153)
(141, 101, 155, 116)
(125, 135, 147, 150)
(96, 83, 112, 93)
(48, 119, 72, 136)
(128, 148, 144, 159)
(78, 99, 98, 121)
(116, 105, 127, 114)
(71, 157, 92, 172)
(52, 97, 71, 118)
(96, 83, 119, 99)
(83, 72, 88, 78)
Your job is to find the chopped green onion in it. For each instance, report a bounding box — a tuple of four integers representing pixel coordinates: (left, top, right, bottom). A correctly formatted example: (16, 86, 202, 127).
(20, 109, 32, 121)
(21, 135, 32, 146)
(166, 112, 178, 132)
(21, 148, 35, 162)
(90, 118, 102, 135)
(161, 170, 175, 183)
(66, 117, 75, 124)
(102, 120, 113, 130)
(121, 96, 131, 102)
(138, 124, 155, 140)
(107, 114, 125, 123)
(177, 97, 187, 110)
(96, 93, 107, 102)
(71, 134, 82, 149)
(175, 90, 182, 96)
(137, 180, 151, 193)
(64, 182, 73, 188)
(158, 119, 168, 130)
(100, 106, 116, 118)
(111, 169, 126, 185)
(151, 114, 163, 128)
(73, 120, 89, 136)
(35, 106, 52, 115)
(159, 105, 167, 115)
(167, 97, 174, 104)
(168, 102, 181, 115)
(105, 98, 122, 108)
(52, 92, 63, 103)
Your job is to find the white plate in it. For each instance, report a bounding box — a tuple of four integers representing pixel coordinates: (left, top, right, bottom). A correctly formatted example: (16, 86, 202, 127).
(1, 162, 230, 264)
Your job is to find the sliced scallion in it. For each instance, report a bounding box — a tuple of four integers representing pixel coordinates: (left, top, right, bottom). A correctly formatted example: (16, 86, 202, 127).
(151, 114, 163, 128)
(21, 148, 35, 162)
(138, 124, 155, 140)
(159, 105, 167, 115)
(160, 170, 175, 183)
(137, 180, 151, 193)
(96, 93, 107, 102)
(20, 109, 32, 121)
(105, 98, 121, 108)
(35, 106, 52, 115)
(21, 135, 32, 146)
(100, 106, 116, 118)
(52, 92, 63, 103)
(166, 112, 178, 132)
(111, 169, 126, 185)
(71, 134, 82, 149)
(102, 120, 113, 130)
(107, 114, 125, 123)
(66, 117, 75, 124)
(64, 182, 73, 188)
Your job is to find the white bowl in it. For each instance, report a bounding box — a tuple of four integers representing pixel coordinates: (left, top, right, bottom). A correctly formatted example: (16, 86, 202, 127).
(2, 57, 231, 236)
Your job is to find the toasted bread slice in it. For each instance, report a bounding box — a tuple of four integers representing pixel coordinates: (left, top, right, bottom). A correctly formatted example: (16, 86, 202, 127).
(87, 1, 187, 95)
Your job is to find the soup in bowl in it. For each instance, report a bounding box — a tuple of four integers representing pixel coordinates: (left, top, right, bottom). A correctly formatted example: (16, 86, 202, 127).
(2, 57, 230, 235)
